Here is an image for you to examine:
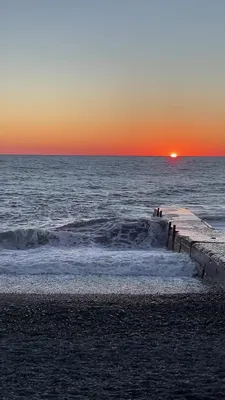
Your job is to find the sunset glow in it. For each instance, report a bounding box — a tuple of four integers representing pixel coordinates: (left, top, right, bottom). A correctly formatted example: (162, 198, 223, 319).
(170, 153, 178, 158)
(1, 1, 225, 156)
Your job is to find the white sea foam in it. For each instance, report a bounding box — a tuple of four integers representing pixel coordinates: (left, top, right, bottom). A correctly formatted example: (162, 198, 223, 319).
(0, 247, 196, 277)
(0, 246, 206, 294)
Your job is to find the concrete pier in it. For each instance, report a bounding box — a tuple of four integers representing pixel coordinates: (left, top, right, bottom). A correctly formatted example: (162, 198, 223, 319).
(153, 207, 225, 289)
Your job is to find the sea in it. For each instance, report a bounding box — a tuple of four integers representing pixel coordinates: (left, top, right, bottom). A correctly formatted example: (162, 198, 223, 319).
(0, 155, 225, 295)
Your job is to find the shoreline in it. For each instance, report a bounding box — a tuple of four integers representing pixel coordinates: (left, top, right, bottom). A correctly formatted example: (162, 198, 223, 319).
(0, 289, 221, 304)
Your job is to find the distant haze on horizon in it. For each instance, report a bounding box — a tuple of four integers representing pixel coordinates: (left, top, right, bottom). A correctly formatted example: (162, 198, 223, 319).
(1, 0, 225, 156)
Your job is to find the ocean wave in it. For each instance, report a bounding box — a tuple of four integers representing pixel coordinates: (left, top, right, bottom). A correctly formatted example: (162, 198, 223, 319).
(0, 217, 168, 250)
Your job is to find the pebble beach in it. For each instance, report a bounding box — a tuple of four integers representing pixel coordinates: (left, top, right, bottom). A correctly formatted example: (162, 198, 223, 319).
(1, 292, 225, 399)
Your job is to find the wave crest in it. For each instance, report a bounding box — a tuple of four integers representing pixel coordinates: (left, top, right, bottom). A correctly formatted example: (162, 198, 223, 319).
(0, 217, 168, 250)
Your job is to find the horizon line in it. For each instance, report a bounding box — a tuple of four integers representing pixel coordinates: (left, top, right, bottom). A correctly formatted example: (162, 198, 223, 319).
(0, 153, 225, 157)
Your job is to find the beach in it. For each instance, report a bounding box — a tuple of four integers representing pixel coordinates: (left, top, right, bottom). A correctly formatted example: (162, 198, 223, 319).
(1, 292, 225, 399)
(1, 156, 225, 398)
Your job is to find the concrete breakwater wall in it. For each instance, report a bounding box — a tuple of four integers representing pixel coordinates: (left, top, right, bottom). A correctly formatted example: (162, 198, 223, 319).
(153, 207, 225, 289)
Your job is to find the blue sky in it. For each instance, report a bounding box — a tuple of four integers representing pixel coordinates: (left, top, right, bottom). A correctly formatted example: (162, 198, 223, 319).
(2, 0, 225, 88)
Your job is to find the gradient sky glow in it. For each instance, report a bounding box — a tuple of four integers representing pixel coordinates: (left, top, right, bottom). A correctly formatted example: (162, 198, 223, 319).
(1, 0, 225, 155)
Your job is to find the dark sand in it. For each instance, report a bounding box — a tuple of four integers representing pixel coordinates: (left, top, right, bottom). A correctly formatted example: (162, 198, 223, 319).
(1, 292, 225, 399)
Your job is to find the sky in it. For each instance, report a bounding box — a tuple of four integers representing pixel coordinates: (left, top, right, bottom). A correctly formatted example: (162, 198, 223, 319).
(1, 0, 225, 156)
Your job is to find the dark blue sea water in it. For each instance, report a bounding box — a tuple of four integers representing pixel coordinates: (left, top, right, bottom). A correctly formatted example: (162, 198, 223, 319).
(0, 155, 224, 294)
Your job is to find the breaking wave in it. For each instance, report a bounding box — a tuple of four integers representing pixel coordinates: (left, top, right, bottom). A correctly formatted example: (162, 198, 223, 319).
(0, 217, 168, 250)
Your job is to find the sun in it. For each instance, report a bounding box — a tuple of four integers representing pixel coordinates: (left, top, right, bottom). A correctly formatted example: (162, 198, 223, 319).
(170, 153, 178, 158)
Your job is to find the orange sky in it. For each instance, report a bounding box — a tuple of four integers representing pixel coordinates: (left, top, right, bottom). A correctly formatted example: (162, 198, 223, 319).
(1, 1, 225, 156)
(1, 96, 225, 156)
(1, 117, 225, 156)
